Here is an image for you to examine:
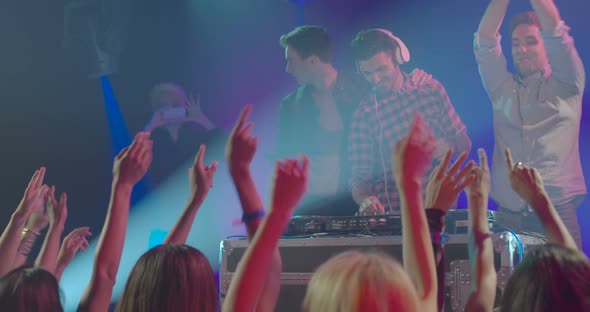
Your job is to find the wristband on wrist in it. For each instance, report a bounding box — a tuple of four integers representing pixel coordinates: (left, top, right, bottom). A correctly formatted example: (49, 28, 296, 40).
(431, 232, 448, 245)
(471, 231, 492, 248)
(21, 227, 40, 238)
(242, 210, 266, 223)
(18, 228, 40, 256)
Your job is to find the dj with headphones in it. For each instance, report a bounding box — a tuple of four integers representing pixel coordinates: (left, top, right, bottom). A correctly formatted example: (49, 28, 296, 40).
(349, 28, 472, 216)
(276, 26, 435, 216)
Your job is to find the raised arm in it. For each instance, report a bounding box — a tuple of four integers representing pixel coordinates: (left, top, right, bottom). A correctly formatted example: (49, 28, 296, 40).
(474, 0, 513, 97)
(55, 226, 91, 281)
(0, 167, 46, 276)
(504, 148, 577, 249)
(531, 0, 585, 92)
(34, 186, 68, 275)
(393, 114, 438, 311)
(530, 0, 559, 30)
(465, 149, 497, 312)
(426, 150, 474, 213)
(226, 105, 266, 237)
(78, 132, 153, 311)
(163, 144, 217, 245)
(12, 186, 49, 268)
(223, 156, 309, 312)
(477, 0, 510, 39)
(187, 92, 216, 131)
(425, 149, 475, 311)
(225, 104, 282, 311)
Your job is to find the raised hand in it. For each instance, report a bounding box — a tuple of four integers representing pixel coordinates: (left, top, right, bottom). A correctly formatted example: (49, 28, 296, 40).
(409, 68, 433, 86)
(504, 147, 545, 204)
(270, 156, 309, 215)
(1, 168, 47, 274)
(35, 185, 68, 274)
(46, 186, 68, 227)
(223, 156, 308, 312)
(14, 167, 47, 219)
(144, 109, 167, 131)
(25, 185, 50, 233)
(78, 134, 151, 311)
(226, 104, 257, 173)
(466, 148, 491, 200)
(187, 92, 215, 130)
(465, 148, 496, 312)
(55, 227, 91, 280)
(113, 132, 153, 187)
(393, 113, 437, 184)
(425, 150, 475, 211)
(189, 144, 218, 197)
(394, 114, 439, 311)
(187, 92, 203, 117)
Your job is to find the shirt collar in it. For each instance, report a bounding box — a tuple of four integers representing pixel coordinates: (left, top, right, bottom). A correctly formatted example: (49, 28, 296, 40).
(375, 72, 415, 97)
(296, 71, 347, 102)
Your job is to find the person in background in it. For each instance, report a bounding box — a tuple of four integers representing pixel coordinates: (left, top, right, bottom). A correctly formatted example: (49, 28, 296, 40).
(474, 0, 585, 247)
(278, 25, 432, 216)
(145, 82, 222, 187)
(349, 29, 471, 216)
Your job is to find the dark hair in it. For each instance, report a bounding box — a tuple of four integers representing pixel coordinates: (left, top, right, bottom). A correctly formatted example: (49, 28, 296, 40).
(0, 266, 63, 312)
(351, 29, 398, 62)
(279, 25, 333, 63)
(509, 12, 541, 36)
(501, 244, 590, 312)
(117, 244, 218, 312)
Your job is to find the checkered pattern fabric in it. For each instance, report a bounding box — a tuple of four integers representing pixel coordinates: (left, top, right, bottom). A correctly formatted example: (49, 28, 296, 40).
(349, 73, 468, 213)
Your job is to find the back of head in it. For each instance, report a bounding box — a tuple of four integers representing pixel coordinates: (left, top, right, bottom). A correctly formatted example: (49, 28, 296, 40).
(279, 25, 333, 63)
(0, 266, 63, 312)
(501, 244, 590, 312)
(350, 29, 398, 63)
(117, 244, 218, 312)
(303, 250, 419, 312)
(509, 11, 541, 36)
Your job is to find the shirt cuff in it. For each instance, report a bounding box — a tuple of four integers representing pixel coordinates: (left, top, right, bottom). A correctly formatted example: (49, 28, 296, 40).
(473, 32, 501, 50)
(542, 20, 570, 38)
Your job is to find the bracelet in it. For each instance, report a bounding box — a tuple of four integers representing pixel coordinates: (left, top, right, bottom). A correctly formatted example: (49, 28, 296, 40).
(472, 231, 492, 247)
(18, 228, 40, 256)
(242, 210, 266, 223)
(431, 232, 448, 245)
(21, 227, 40, 239)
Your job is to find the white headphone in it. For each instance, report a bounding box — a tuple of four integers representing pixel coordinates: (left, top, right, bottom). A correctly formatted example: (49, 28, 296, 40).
(371, 28, 411, 65)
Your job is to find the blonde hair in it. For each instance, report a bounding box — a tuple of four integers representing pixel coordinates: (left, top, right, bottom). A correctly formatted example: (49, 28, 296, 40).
(303, 250, 419, 312)
(149, 82, 188, 111)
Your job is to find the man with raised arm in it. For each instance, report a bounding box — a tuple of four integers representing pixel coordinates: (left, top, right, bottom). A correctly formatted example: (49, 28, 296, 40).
(474, 0, 585, 247)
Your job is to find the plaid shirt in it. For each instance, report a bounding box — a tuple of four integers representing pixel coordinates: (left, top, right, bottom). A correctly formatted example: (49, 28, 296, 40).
(349, 73, 470, 213)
